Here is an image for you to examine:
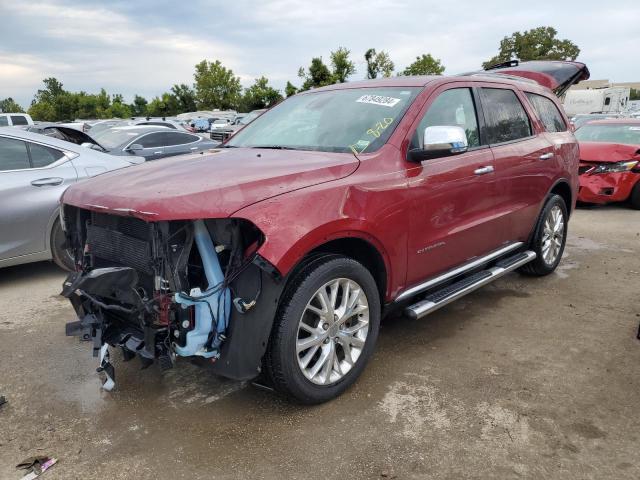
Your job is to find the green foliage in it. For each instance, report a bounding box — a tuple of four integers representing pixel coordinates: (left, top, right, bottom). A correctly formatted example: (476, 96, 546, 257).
(130, 95, 148, 116)
(364, 48, 394, 79)
(0, 97, 25, 113)
(400, 54, 445, 76)
(630, 88, 640, 101)
(171, 84, 197, 112)
(146, 92, 181, 117)
(285, 81, 298, 97)
(330, 47, 356, 83)
(298, 57, 334, 91)
(239, 77, 283, 112)
(194, 59, 242, 110)
(482, 26, 580, 69)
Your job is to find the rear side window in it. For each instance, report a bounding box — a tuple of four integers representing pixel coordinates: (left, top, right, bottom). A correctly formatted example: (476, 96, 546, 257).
(137, 133, 165, 148)
(0, 116, 8, 127)
(480, 88, 532, 144)
(10, 115, 28, 126)
(525, 93, 567, 132)
(411, 88, 480, 150)
(29, 142, 65, 168)
(0, 137, 31, 171)
(162, 132, 199, 146)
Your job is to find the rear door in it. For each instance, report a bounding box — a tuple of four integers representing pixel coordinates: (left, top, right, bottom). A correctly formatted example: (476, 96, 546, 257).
(160, 132, 203, 157)
(136, 132, 165, 160)
(0, 136, 78, 260)
(404, 84, 504, 286)
(478, 86, 555, 242)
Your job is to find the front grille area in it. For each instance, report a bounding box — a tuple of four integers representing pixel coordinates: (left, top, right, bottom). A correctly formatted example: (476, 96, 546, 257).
(87, 212, 154, 275)
(210, 131, 231, 142)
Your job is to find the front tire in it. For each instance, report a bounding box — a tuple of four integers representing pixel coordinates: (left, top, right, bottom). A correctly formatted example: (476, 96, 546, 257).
(630, 181, 640, 210)
(520, 194, 568, 276)
(51, 218, 74, 271)
(265, 256, 381, 404)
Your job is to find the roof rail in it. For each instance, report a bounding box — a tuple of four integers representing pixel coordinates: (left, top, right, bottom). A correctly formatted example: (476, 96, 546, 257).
(462, 72, 539, 86)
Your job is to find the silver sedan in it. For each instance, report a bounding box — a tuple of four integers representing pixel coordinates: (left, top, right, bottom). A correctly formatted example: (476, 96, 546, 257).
(0, 127, 144, 270)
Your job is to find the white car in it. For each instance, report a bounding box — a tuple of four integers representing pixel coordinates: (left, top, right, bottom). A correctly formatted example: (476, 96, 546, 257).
(0, 127, 144, 270)
(0, 113, 34, 127)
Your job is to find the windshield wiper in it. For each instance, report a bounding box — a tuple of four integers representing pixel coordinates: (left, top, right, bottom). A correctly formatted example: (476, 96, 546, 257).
(250, 145, 298, 150)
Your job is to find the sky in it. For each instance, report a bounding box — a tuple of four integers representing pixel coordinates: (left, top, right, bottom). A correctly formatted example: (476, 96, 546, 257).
(1, 0, 639, 108)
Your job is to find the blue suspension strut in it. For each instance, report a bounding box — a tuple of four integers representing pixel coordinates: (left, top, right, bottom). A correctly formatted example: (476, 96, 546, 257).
(174, 219, 231, 358)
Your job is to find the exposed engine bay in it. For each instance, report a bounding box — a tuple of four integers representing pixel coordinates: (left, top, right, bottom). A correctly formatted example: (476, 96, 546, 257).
(61, 206, 284, 390)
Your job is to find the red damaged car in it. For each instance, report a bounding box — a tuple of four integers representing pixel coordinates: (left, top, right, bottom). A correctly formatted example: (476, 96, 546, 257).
(60, 61, 587, 403)
(575, 118, 640, 209)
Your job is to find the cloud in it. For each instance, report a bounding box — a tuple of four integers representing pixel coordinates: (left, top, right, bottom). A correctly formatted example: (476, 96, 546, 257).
(0, 0, 638, 109)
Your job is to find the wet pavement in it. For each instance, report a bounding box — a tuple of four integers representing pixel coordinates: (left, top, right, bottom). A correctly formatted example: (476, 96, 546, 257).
(1, 207, 639, 479)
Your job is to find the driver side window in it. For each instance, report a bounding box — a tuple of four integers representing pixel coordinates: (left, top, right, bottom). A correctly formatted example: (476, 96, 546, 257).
(411, 88, 480, 150)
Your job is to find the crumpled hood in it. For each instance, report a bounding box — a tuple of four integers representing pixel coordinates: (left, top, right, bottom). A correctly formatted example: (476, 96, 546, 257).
(579, 142, 640, 163)
(62, 148, 359, 220)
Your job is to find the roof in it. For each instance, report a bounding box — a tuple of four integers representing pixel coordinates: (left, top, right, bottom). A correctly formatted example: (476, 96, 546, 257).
(302, 73, 545, 94)
(111, 125, 172, 131)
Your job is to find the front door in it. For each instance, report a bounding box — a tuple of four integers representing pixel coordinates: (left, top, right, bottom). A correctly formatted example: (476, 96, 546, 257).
(0, 136, 77, 260)
(404, 85, 505, 287)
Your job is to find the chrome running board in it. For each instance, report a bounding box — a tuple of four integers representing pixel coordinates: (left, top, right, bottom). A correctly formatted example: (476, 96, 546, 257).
(404, 250, 536, 320)
(396, 242, 524, 303)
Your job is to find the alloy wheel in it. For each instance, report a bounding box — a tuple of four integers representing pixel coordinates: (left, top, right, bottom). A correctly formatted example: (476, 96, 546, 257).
(296, 278, 370, 385)
(541, 205, 565, 265)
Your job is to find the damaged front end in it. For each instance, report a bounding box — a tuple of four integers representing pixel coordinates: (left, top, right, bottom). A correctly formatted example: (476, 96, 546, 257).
(61, 206, 283, 390)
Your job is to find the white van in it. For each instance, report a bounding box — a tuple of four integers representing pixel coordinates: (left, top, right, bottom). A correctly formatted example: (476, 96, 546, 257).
(0, 113, 34, 127)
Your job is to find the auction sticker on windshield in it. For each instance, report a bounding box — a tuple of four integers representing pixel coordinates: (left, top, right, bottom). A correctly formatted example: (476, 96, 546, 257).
(356, 95, 401, 108)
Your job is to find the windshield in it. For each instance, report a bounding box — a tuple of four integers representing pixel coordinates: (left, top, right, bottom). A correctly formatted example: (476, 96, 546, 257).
(92, 128, 142, 149)
(239, 111, 262, 125)
(575, 124, 640, 145)
(226, 87, 421, 153)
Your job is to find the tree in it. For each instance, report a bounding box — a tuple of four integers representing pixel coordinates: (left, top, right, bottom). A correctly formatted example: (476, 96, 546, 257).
(146, 92, 180, 117)
(298, 57, 333, 91)
(194, 60, 242, 110)
(33, 77, 65, 104)
(285, 81, 298, 97)
(364, 48, 394, 79)
(400, 54, 445, 76)
(171, 84, 197, 112)
(630, 88, 640, 101)
(330, 47, 356, 83)
(482, 26, 580, 69)
(130, 95, 148, 117)
(239, 77, 283, 112)
(0, 97, 24, 113)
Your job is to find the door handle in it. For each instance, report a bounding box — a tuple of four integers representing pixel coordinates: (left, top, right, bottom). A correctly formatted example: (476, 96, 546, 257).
(190, 147, 198, 150)
(153, 151, 163, 154)
(474, 166, 494, 176)
(539, 152, 554, 160)
(31, 177, 63, 187)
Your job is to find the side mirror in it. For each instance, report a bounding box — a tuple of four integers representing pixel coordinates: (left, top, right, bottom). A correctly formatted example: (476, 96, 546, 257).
(126, 143, 143, 153)
(408, 125, 468, 162)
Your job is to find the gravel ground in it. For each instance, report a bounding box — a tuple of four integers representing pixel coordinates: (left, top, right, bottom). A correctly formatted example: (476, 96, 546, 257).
(0, 207, 638, 479)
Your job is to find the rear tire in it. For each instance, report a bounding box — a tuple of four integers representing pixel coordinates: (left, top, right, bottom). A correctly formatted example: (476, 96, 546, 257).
(520, 194, 568, 276)
(630, 181, 640, 210)
(264, 255, 381, 404)
(51, 218, 74, 271)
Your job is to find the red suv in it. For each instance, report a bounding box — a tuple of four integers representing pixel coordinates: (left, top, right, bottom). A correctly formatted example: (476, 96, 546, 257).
(61, 61, 588, 403)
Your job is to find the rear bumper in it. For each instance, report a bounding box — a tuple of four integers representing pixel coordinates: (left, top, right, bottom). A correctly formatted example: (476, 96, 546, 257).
(578, 171, 639, 204)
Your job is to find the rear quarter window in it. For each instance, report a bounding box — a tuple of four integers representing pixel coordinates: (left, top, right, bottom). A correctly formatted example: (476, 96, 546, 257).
(480, 88, 532, 144)
(525, 93, 567, 133)
(10, 115, 29, 126)
(29, 142, 65, 168)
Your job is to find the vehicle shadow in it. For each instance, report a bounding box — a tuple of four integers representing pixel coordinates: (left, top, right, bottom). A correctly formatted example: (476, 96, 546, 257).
(0, 261, 66, 289)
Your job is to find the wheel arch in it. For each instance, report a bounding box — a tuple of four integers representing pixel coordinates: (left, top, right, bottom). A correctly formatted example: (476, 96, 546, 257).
(279, 232, 391, 305)
(549, 178, 573, 214)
